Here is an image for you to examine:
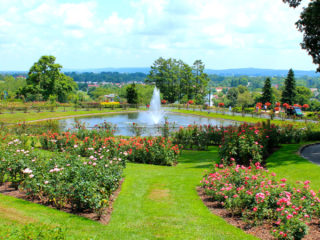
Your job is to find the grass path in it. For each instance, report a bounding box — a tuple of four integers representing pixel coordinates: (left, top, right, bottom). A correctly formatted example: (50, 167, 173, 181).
(0, 148, 256, 240)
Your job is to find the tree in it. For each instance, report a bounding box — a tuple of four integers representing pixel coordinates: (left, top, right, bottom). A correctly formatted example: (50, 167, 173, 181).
(192, 60, 209, 104)
(261, 77, 273, 103)
(296, 86, 312, 105)
(126, 83, 138, 104)
(283, 0, 320, 72)
(281, 69, 296, 105)
(146, 57, 209, 104)
(237, 85, 248, 94)
(226, 88, 239, 107)
(237, 91, 254, 110)
(19, 56, 76, 102)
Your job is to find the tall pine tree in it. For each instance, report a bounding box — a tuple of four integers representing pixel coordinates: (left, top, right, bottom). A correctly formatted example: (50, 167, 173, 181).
(126, 83, 138, 104)
(281, 69, 296, 105)
(261, 77, 273, 103)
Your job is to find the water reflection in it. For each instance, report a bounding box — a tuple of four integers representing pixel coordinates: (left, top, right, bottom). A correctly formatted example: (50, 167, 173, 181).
(59, 112, 236, 136)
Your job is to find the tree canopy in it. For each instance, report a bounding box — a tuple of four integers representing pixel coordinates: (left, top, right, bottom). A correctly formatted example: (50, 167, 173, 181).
(19, 56, 77, 102)
(283, 0, 320, 72)
(146, 58, 209, 104)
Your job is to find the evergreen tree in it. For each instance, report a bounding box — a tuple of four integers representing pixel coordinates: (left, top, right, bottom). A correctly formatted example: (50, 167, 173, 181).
(281, 69, 296, 105)
(126, 83, 138, 104)
(261, 77, 273, 103)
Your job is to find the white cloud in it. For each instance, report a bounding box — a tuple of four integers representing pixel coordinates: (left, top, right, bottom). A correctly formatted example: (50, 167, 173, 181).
(0, 0, 316, 70)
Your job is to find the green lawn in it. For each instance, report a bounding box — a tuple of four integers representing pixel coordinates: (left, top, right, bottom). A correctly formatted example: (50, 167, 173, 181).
(0, 148, 256, 240)
(266, 143, 320, 190)
(170, 109, 319, 130)
(0, 108, 141, 123)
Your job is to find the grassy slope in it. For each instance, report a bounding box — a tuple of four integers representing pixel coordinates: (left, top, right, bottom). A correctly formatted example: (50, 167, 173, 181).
(266, 143, 320, 190)
(0, 148, 256, 240)
(170, 109, 317, 129)
(0, 109, 140, 123)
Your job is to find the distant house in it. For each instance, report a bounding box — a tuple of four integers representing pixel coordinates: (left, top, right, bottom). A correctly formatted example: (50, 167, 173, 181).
(88, 84, 99, 88)
(104, 94, 116, 102)
(216, 87, 223, 93)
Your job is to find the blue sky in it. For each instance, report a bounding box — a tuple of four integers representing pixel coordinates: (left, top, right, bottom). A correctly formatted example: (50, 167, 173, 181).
(0, 0, 316, 71)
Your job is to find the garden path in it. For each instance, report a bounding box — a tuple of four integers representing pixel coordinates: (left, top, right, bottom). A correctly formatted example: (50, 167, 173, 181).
(301, 143, 320, 165)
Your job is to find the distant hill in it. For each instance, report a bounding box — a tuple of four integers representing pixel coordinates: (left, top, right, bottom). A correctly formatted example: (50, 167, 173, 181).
(204, 68, 320, 77)
(61, 67, 320, 77)
(62, 67, 151, 74)
(1, 67, 319, 77)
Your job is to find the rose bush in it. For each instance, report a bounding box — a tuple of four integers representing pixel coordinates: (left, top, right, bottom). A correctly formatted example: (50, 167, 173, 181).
(202, 163, 320, 240)
(0, 140, 125, 216)
(39, 132, 180, 166)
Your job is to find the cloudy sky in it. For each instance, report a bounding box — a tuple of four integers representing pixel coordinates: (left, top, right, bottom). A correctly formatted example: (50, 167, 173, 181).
(0, 0, 316, 71)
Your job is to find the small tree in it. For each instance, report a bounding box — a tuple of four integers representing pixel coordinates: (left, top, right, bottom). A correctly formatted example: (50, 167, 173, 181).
(126, 83, 138, 104)
(261, 78, 273, 103)
(281, 69, 296, 105)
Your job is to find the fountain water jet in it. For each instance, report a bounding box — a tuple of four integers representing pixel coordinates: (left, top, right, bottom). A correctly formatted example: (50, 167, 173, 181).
(149, 87, 165, 124)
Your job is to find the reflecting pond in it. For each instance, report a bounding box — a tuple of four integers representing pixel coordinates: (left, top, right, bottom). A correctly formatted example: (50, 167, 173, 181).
(59, 112, 237, 136)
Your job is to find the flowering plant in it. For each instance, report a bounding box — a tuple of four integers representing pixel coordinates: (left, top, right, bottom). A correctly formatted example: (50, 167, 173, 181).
(202, 163, 320, 240)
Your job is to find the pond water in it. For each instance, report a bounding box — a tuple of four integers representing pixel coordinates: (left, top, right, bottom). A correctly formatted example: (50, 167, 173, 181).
(59, 112, 236, 136)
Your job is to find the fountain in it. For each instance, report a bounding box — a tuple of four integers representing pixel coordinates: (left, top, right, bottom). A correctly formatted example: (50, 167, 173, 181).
(149, 87, 165, 124)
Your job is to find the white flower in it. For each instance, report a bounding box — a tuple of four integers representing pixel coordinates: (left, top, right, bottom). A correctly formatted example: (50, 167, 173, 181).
(29, 174, 34, 178)
(44, 181, 49, 184)
(23, 168, 32, 174)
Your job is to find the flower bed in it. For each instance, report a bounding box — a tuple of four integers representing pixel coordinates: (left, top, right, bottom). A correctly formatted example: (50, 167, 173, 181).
(202, 163, 320, 240)
(38, 132, 180, 166)
(100, 102, 121, 108)
(0, 139, 125, 216)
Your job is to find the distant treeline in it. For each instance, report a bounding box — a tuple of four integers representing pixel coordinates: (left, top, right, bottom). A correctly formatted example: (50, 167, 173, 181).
(1, 72, 320, 92)
(209, 75, 320, 90)
(65, 72, 147, 83)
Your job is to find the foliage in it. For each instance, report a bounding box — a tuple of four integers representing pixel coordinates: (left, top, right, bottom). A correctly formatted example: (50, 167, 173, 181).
(202, 163, 320, 240)
(296, 86, 312, 105)
(261, 77, 273, 103)
(0, 140, 124, 214)
(126, 83, 138, 104)
(19, 56, 77, 102)
(283, 0, 320, 72)
(0, 223, 66, 240)
(173, 125, 224, 150)
(146, 58, 209, 103)
(281, 69, 297, 105)
(297, 1, 320, 72)
(237, 91, 254, 110)
(66, 71, 147, 84)
(226, 88, 239, 107)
